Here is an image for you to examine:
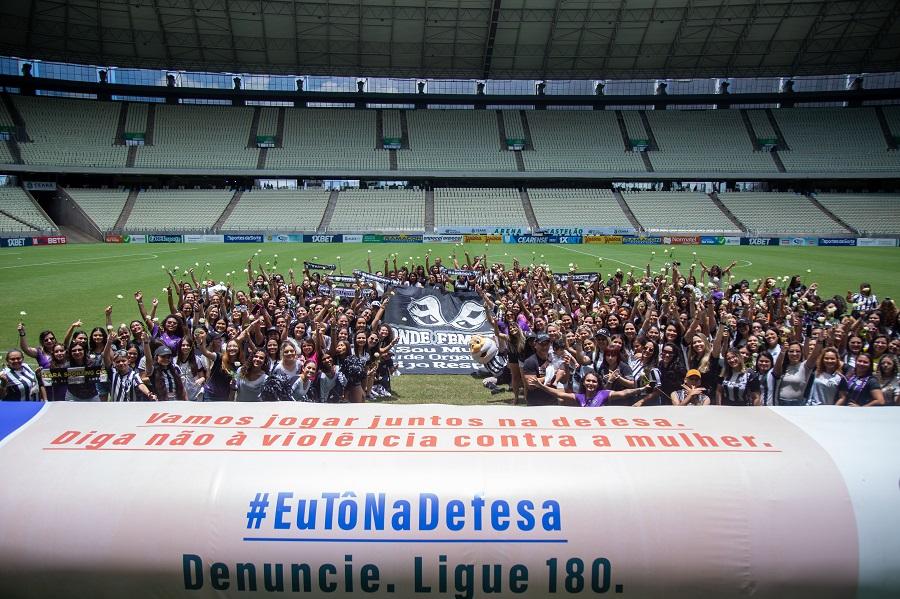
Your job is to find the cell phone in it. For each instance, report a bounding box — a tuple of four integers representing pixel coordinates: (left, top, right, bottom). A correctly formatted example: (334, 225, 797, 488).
(646, 380, 658, 390)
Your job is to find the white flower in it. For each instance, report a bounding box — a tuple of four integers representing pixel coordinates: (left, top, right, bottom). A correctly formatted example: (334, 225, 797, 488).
(293, 258, 297, 262)
(401, 317, 407, 322)
(337, 256, 342, 260)
(199, 318, 206, 324)
(540, 254, 544, 258)
(19, 311, 27, 316)
(194, 262, 199, 267)
(568, 263, 574, 268)
(806, 269, 811, 273)
(206, 262, 210, 266)
(106, 325, 113, 330)
(116, 294, 124, 299)
(243, 268, 249, 273)
(651, 251, 656, 255)
(161, 265, 166, 269)
(692, 251, 697, 255)
(120, 323, 127, 329)
(367, 250, 372, 253)
(817, 316, 825, 323)
(162, 288, 168, 292)
(274, 254, 278, 258)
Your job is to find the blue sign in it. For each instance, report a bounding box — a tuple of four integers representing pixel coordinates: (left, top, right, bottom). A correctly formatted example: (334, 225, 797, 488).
(621, 236, 663, 245)
(700, 236, 726, 245)
(0, 237, 32, 248)
(147, 234, 183, 244)
(303, 234, 344, 243)
(224, 235, 264, 243)
(504, 234, 584, 244)
(817, 238, 857, 247)
(740, 237, 779, 246)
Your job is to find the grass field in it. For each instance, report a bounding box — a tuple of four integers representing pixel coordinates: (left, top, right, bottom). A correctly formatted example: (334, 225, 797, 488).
(2, 242, 898, 403)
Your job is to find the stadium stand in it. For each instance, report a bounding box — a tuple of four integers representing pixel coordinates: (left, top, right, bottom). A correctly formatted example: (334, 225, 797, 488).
(814, 193, 900, 236)
(328, 188, 424, 232)
(0, 211, 36, 234)
(523, 111, 646, 172)
(773, 108, 900, 173)
(0, 143, 13, 164)
(745, 109, 778, 141)
(13, 96, 127, 167)
(0, 186, 56, 231)
(0, 98, 14, 129)
(64, 187, 129, 232)
(265, 108, 388, 171)
(401, 110, 517, 171)
(528, 188, 634, 229)
(124, 189, 234, 232)
(621, 191, 741, 234)
(257, 107, 278, 138)
(884, 106, 900, 138)
(433, 188, 528, 228)
(717, 192, 852, 235)
(620, 110, 649, 144)
(501, 110, 526, 141)
(383, 110, 402, 140)
(645, 110, 775, 172)
(221, 188, 329, 232)
(123, 102, 148, 137)
(133, 104, 257, 169)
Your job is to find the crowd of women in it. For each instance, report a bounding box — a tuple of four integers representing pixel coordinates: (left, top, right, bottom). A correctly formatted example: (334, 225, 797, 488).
(2, 250, 898, 407)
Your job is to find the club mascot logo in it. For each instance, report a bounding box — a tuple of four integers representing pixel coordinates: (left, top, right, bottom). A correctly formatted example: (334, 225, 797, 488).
(407, 295, 487, 331)
(469, 334, 499, 365)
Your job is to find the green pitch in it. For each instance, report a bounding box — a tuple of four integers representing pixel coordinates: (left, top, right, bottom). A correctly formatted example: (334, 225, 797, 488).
(2, 242, 898, 404)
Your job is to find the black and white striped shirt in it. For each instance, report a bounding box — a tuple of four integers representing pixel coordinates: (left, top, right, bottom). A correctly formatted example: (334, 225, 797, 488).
(1, 365, 39, 401)
(110, 368, 144, 402)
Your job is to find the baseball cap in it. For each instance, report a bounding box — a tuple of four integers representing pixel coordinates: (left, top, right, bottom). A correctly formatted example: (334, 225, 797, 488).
(534, 333, 551, 343)
(595, 328, 611, 339)
(685, 369, 702, 379)
(154, 346, 173, 358)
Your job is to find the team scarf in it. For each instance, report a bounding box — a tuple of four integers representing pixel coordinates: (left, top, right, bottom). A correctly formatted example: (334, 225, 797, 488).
(352, 270, 396, 285)
(304, 261, 336, 271)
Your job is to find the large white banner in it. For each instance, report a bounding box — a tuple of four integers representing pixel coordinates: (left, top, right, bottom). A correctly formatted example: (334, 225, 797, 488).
(0, 403, 898, 598)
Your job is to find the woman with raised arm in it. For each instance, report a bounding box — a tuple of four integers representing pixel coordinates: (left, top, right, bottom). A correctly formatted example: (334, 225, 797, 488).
(198, 331, 242, 402)
(17, 323, 56, 369)
(528, 369, 650, 407)
(776, 334, 822, 406)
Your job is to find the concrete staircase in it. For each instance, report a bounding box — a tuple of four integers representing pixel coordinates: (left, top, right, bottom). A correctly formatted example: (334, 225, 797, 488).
(514, 151, 525, 172)
(213, 190, 244, 231)
(637, 111, 659, 150)
(114, 102, 129, 145)
(424, 190, 435, 233)
(641, 152, 655, 172)
(375, 109, 385, 148)
(613, 189, 643, 232)
(806, 194, 857, 235)
(318, 190, 339, 232)
(275, 107, 286, 147)
(709, 192, 747, 233)
(399, 111, 410, 149)
(739, 109, 763, 151)
(246, 107, 261, 148)
(519, 189, 538, 231)
(1, 93, 30, 141)
(114, 189, 139, 231)
(519, 110, 535, 151)
(144, 104, 156, 145)
(874, 107, 898, 150)
(495, 111, 508, 150)
(5, 140, 22, 164)
(770, 150, 786, 173)
(59, 225, 101, 243)
(614, 111, 632, 151)
(0, 209, 41, 232)
(764, 108, 790, 150)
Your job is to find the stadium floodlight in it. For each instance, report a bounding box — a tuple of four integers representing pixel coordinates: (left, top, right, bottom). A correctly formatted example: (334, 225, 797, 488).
(417, 80, 427, 94)
(296, 78, 304, 92)
(357, 78, 367, 93)
(594, 81, 605, 95)
(476, 80, 486, 95)
(535, 81, 546, 95)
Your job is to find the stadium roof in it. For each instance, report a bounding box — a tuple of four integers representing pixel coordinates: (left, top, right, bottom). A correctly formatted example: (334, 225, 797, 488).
(1, 0, 899, 81)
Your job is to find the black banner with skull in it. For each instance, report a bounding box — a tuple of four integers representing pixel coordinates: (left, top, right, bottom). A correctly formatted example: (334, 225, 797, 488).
(383, 286, 494, 374)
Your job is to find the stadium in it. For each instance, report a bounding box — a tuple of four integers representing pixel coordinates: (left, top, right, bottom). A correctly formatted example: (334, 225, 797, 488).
(1, 1, 900, 595)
